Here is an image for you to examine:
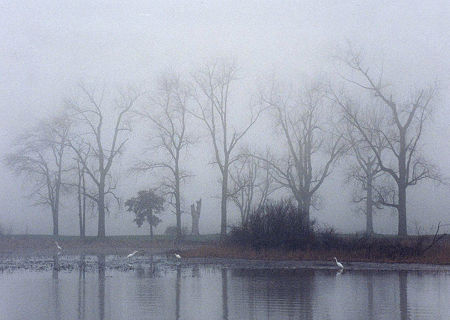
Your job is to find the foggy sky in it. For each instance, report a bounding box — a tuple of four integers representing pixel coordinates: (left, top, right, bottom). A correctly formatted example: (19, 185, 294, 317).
(1, 0, 449, 235)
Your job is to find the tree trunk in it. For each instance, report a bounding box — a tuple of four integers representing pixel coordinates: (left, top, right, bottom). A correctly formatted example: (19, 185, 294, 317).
(220, 166, 229, 237)
(398, 184, 407, 237)
(398, 131, 407, 237)
(175, 173, 182, 241)
(149, 222, 153, 240)
(366, 174, 374, 236)
(81, 171, 86, 238)
(53, 154, 62, 236)
(191, 199, 201, 236)
(302, 196, 311, 233)
(52, 208, 59, 236)
(78, 190, 83, 237)
(97, 182, 106, 238)
(77, 164, 86, 238)
(77, 171, 83, 238)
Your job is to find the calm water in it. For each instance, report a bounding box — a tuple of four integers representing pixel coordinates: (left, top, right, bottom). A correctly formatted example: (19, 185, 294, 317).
(0, 255, 449, 320)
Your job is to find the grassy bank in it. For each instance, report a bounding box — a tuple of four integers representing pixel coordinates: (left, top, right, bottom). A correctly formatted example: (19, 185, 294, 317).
(182, 242, 450, 265)
(182, 234, 450, 265)
(1, 234, 448, 265)
(0, 234, 218, 255)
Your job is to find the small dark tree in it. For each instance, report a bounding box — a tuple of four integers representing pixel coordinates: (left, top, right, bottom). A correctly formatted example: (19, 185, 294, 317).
(125, 190, 164, 239)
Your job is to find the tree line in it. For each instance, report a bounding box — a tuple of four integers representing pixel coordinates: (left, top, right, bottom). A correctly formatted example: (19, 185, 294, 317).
(4, 51, 442, 239)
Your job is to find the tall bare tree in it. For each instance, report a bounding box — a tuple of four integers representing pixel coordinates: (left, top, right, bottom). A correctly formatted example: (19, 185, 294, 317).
(260, 82, 345, 230)
(343, 113, 387, 235)
(134, 75, 192, 241)
(192, 62, 262, 236)
(335, 52, 439, 236)
(75, 158, 88, 238)
(67, 84, 139, 238)
(4, 114, 71, 236)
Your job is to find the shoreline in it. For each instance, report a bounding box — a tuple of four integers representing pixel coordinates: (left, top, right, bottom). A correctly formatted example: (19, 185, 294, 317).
(1, 254, 449, 273)
(0, 235, 449, 271)
(181, 257, 450, 272)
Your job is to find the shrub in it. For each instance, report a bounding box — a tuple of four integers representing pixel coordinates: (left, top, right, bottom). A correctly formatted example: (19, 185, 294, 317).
(229, 199, 314, 250)
(164, 225, 189, 237)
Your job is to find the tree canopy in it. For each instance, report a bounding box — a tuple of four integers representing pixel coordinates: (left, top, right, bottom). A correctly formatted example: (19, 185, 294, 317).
(125, 190, 165, 237)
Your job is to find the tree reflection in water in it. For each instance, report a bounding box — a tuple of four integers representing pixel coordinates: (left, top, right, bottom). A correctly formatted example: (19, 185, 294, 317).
(222, 268, 228, 320)
(77, 255, 86, 320)
(0, 257, 444, 320)
(52, 254, 61, 320)
(98, 254, 106, 320)
(399, 271, 408, 320)
(231, 268, 314, 320)
(366, 272, 374, 319)
(176, 265, 181, 320)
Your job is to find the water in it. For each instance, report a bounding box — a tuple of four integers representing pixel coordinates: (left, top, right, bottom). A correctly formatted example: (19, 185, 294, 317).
(0, 255, 449, 320)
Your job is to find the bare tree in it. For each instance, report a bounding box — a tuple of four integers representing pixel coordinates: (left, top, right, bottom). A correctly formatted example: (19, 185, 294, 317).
(75, 158, 88, 238)
(259, 82, 345, 230)
(134, 75, 192, 241)
(229, 154, 275, 225)
(192, 62, 262, 236)
(335, 52, 439, 236)
(67, 84, 140, 238)
(343, 113, 387, 235)
(4, 114, 71, 236)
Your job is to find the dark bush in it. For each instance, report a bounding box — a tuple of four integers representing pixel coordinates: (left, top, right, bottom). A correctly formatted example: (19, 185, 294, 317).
(229, 199, 314, 250)
(164, 225, 189, 237)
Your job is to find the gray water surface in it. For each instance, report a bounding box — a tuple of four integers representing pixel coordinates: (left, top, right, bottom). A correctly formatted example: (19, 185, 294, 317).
(0, 255, 449, 320)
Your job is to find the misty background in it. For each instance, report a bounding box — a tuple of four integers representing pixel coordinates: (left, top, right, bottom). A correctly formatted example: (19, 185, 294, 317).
(1, 0, 449, 236)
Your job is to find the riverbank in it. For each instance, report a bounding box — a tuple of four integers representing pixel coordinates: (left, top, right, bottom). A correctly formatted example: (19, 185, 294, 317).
(181, 242, 450, 266)
(1, 234, 449, 266)
(0, 235, 196, 256)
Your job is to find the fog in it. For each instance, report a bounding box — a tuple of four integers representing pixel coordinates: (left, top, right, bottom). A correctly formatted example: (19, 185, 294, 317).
(1, 0, 449, 236)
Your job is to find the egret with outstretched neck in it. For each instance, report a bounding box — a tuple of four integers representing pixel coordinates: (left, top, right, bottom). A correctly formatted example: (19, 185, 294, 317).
(174, 253, 181, 259)
(127, 250, 139, 259)
(334, 257, 344, 270)
(55, 241, 62, 251)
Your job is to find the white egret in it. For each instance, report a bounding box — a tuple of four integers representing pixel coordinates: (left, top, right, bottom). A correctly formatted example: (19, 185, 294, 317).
(127, 250, 139, 259)
(55, 241, 62, 251)
(334, 257, 344, 270)
(174, 253, 181, 259)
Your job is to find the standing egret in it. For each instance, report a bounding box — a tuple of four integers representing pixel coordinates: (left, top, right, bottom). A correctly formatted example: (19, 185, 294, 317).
(334, 257, 344, 270)
(55, 241, 62, 251)
(127, 250, 139, 259)
(174, 253, 181, 259)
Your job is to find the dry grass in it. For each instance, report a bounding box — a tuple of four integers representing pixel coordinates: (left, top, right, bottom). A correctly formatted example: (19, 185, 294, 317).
(1, 234, 448, 265)
(0, 235, 178, 255)
(182, 240, 450, 265)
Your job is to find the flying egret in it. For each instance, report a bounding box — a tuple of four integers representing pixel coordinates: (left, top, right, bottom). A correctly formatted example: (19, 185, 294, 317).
(174, 253, 181, 259)
(127, 250, 139, 259)
(334, 257, 344, 270)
